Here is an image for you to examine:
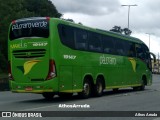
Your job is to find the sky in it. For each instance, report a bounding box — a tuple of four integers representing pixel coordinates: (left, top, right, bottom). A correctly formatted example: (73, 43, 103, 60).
(52, 0, 160, 57)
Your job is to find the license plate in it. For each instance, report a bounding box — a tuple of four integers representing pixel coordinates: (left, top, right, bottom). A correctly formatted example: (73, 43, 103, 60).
(25, 87, 33, 91)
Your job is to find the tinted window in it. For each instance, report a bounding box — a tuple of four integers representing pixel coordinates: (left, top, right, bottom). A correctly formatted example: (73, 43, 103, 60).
(58, 24, 140, 58)
(136, 44, 145, 60)
(102, 35, 115, 54)
(58, 24, 74, 49)
(75, 29, 88, 50)
(10, 19, 49, 40)
(88, 32, 102, 52)
(115, 39, 125, 56)
(123, 41, 136, 57)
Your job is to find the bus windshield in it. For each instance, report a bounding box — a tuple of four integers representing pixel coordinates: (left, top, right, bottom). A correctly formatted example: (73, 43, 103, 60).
(9, 18, 49, 40)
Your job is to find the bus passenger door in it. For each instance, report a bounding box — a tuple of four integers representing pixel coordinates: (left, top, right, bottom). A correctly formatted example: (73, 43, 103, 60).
(135, 44, 154, 85)
(59, 66, 73, 92)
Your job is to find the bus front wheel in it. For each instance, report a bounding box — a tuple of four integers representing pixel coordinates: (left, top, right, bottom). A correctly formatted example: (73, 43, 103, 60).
(140, 80, 145, 90)
(42, 92, 54, 100)
(133, 79, 146, 91)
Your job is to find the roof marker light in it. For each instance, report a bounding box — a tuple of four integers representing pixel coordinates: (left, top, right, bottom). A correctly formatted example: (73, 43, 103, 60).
(46, 17, 50, 21)
(11, 20, 16, 24)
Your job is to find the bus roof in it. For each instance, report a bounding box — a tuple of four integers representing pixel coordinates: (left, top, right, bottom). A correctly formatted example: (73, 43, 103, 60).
(10, 17, 145, 45)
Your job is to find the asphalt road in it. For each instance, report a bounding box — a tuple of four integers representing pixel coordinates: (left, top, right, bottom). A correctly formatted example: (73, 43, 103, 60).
(0, 74, 160, 120)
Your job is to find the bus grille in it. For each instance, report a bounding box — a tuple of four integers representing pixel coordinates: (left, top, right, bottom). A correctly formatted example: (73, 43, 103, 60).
(12, 49, 46, 58)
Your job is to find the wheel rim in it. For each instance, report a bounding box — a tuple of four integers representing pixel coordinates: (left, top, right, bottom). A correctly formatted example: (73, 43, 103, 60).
(83, 83, 90, 95)
(97, 82, 102, 93)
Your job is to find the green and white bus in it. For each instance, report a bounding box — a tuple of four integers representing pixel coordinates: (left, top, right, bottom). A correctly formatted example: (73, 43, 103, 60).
(8, 17, 155, 99)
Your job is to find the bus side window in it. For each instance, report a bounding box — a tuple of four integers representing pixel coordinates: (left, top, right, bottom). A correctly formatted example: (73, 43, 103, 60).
(102, 35, 115, 54)
(136, 44, 145, 60)
(75, 29, 88, 50)
(115, 39, 125, 56)
(58, 24, 75, 49)
(88, 32, 102, 52)
(124, 42, 136, 57)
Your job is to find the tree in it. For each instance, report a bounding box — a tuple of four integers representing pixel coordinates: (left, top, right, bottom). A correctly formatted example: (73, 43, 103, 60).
(22, 0, 61, 17)
(110, 26, 132, 36)
(110, 26, 123, 34)
(0, 0, 62, 72)
(123, 28, 132, 36)
(0, 0, 35, 60)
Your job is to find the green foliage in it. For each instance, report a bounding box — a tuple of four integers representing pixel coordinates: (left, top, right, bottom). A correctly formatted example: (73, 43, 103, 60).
(0, 0, 61, 72)
(23, 0, 61, 17)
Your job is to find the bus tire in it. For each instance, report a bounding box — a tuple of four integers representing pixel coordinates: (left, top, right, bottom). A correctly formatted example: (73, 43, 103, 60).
(94, 78, 104, 97)
(42, 92, 54, 100)
(79, 78, 92, 99)
(133, 78, 146, 91)
(140, 79, 145, 91)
